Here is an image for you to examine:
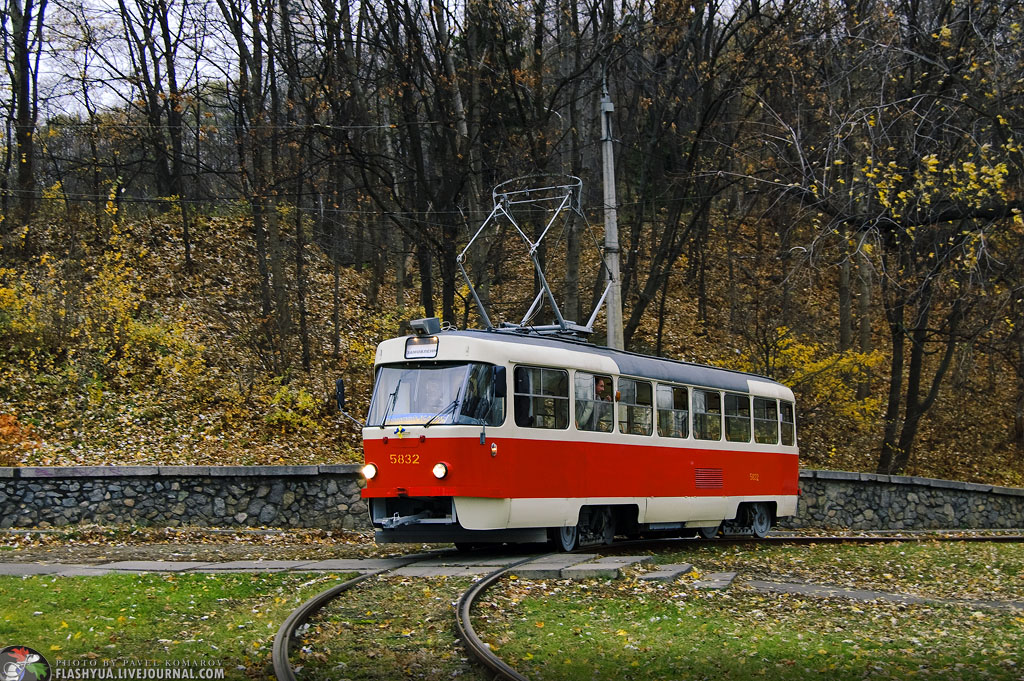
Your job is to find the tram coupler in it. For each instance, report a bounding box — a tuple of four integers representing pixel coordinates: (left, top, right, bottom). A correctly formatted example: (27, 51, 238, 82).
(381, 511, 429, 529)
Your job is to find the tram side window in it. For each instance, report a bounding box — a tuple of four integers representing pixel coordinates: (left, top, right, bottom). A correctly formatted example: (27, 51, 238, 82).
(781, 401, 796, 446)
(656, 385, 688, 438)
(575, 372, 614, 432)
(514, 366, 569, 429)
(693, 389, 722, 441)
(753, 395, 774, 444)
(753, 397, 779, 444)
(724, 393, 751, 442)
(618, 378, 653, 435)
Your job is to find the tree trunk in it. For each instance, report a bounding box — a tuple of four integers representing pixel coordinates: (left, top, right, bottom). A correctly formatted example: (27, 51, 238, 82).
(2, 109, 12, 224)
(418, 240, 435, 318)
(878, 277, 961, 474)
(441, 223, 458, 325)
(118, 0, 173, 196)
(9, 0, 47, 235)
(856, 248, 873, 399)
(877, 276, 906, 474)
(564, 211, 581, 323)
(838, 232, 852, 351)
(330, 202, 341, 360)
(1016, 329, 1024, 450)
(655, 268, 671, 356)
(261, 8, 289, 364)
(395, 232, 408, 314)
(295, 203, 311, 372)
(155, 0, 192, 270)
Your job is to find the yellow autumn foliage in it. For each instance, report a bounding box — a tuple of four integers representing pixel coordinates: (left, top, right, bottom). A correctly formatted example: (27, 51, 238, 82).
(723, 327, 884, 425)
(0, 234, 209, 396)
(859, 143, 1014, 218)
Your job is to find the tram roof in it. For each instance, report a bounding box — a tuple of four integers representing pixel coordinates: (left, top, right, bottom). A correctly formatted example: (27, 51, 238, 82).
(443, 329, 786, 395)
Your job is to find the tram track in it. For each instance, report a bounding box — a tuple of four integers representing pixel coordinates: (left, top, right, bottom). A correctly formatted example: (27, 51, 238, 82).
(272, 531, 1024, 681)
(270, 551, 445, 681)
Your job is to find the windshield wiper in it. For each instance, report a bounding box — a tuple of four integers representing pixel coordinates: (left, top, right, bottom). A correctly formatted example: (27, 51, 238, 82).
(379, 378, 402, 428)
(424, 399, 459, 427)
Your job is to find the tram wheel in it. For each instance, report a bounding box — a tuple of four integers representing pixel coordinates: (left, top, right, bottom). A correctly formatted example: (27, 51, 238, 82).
(749, 503, 772, 538)
(698, 524, 720, 540)
(555, 524, 580, 552)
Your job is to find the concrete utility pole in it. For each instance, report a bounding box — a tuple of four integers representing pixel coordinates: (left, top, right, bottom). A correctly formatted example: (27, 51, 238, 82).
(600, 80, 624, 350)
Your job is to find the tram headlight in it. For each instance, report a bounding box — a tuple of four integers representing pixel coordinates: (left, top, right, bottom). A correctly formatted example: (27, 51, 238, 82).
(361, 463, 378, 480)
(431, 462, 449, 480)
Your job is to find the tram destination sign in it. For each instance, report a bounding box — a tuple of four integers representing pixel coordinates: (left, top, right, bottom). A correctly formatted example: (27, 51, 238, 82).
(405, 336, 439, 359)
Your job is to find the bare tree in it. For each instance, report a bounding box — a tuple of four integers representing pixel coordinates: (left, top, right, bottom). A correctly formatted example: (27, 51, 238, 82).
(1, 0, 48, 240)
(749, 0, 1024, 474)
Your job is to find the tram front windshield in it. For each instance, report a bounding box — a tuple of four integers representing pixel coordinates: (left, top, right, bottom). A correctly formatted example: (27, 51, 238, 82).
(366, 362, 504, 427)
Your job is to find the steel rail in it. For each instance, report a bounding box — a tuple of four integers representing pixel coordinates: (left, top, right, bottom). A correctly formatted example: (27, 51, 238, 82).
(455, 554, 547, 681)
(762, 533, 1024, 544)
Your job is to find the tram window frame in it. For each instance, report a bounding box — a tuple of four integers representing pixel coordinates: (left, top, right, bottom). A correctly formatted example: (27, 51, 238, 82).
(693, 389, 722, 441)
(617, 378, 653, 436)
(753, 397, 779, 444)
(781, 401, 796, 446)
(724, 393, 752, 443)
(513, 366, 569, 430)
(574, 372, 614, 432)
(656, 384, 689, 439)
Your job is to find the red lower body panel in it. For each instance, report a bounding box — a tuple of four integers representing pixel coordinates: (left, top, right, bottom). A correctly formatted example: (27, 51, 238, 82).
(362, 435, 798, 501)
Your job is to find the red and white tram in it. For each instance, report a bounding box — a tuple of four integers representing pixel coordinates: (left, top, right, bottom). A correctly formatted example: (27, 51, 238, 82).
(358, 318, 799, 550)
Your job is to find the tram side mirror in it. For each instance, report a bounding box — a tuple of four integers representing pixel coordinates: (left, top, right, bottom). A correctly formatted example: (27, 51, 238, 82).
(492, 366, 507, 398)
(335, 378, 346, 411)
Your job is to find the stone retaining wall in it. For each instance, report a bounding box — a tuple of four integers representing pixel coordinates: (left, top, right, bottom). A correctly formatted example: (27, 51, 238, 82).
(1, 466, 1022, 531)
(0, 465, 369, 530)
(782, 470, 1024, 530)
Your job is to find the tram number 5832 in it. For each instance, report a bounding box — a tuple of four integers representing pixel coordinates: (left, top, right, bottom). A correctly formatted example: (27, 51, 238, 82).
(749, 473, 760, 482)
(389, 453, 421, 465)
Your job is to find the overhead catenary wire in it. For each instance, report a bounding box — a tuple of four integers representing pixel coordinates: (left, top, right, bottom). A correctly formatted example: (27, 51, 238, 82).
(0, 187, 680, 219)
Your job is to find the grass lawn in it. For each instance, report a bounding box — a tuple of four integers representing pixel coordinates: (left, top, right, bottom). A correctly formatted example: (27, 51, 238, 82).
(0, 572, 356, 680)
(475, 581, 1024, 681)
(470, 541, 1024, 681)
(654, 540, 1024, 601)
(2, 541, 1021, 681)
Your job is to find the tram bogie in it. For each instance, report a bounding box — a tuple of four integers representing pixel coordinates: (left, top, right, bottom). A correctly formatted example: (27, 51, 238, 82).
(359, 321, 799, 549)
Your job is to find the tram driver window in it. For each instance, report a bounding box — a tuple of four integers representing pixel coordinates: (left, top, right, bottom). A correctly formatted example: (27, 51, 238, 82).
(456, 363, 506, 426)
(618, 378, 653, 436)
(693, 389, 722, 440)
(575, 372, 613, 432)
(657, 385, 688, 438)
(725, 393, 751, 442)
(514, 366, 569, 429)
